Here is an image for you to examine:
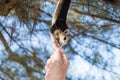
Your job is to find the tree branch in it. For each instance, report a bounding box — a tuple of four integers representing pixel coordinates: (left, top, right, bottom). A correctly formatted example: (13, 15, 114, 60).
(71, 8, 120, 24)
(70, 42, 120, 75)
(71, 31, 120, 49)
(0, 29, 44, 78)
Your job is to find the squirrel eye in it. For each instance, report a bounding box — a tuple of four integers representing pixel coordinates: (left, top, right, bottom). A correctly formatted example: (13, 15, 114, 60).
(63, 36, 66, 40)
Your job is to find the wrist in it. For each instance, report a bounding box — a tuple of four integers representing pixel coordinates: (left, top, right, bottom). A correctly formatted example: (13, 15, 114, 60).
(56, 76, 65, 80)
(45, 75, 65, 80)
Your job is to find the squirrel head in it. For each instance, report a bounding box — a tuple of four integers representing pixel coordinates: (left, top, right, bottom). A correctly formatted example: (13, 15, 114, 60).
(50, 29, 69, 46)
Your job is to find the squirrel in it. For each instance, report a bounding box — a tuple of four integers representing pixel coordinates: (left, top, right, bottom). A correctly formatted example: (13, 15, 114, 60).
(50, 0, 71, 46)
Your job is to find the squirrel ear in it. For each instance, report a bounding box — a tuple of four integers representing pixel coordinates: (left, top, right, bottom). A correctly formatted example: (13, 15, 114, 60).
(64, 29, 69, 35)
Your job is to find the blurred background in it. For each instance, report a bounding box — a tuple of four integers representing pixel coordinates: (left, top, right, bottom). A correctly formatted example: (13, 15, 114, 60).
(0, 0, 120, 80)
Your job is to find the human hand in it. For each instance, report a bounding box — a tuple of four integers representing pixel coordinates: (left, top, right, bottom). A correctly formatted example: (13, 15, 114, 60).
(45, 44, 70, 80)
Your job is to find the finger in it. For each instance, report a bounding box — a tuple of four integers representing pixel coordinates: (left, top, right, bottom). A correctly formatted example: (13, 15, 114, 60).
(52, 44, 67, 63)
(53, 43, 64, 56)
(53, 50, 65, 64)
(47, 58, 52, 64)
(45, 63, 49, 72)
(45, 62, 52, 72)
(55, 49, 69, 64)
(62, 53, 69, 64)
(45, 59, 52, 72)
(53, 44, 60, 51)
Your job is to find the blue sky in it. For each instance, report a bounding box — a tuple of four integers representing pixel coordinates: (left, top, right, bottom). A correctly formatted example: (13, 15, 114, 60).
(0, 1, 120, 80)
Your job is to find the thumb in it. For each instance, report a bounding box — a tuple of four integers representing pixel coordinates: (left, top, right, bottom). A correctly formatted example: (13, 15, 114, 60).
(52, 44, 64, 62)
(53, 50, 63, 62)
(53, 44, 60, 51)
